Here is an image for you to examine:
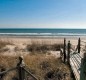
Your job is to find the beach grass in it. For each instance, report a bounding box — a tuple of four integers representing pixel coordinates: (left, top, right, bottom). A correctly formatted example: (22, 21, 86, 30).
(26, 43, 64, 54)
(24, 54, 70, 80)
(0, 38, 71, 80)
(0, 40, 13, 49)
(0, 54, 70, 80)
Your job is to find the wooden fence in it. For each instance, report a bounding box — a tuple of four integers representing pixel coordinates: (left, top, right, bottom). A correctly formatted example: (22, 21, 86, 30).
(60, 38, 86, 80)
(0, 56, 38, 80)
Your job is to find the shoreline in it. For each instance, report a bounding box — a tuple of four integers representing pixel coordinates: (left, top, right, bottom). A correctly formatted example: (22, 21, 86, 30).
(0, 35, 86, 39)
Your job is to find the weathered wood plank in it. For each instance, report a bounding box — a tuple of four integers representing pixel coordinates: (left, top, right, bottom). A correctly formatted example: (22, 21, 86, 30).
(70, 58, 80, 80)
(70, 53, 82, 80)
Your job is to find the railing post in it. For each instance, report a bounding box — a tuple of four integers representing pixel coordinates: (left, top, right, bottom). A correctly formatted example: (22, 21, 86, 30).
(19, 66, 24, 80)
(63, 38, 66, 63)
(17, 56, 25, 80)
(78, 38, 81, 53)
(67, 41, 70, 65)
(80, 53, 86, 80)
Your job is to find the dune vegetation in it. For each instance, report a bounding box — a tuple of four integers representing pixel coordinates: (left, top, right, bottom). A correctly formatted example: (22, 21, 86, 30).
(0, 38, 71, 80)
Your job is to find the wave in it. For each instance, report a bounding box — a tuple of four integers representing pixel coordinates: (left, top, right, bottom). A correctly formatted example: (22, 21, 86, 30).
(0, 33, 86, 36)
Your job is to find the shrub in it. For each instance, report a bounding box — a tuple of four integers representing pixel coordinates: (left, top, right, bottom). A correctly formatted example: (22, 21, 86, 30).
(51, 44, 64, 51)
(0, 40, 12, 49)
(0, 47, 9, 52)
(26, 44, 49, 54)
(26, 43, 64, 54)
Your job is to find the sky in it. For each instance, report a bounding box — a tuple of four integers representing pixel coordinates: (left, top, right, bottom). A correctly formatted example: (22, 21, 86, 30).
(0, 0, 86, 29)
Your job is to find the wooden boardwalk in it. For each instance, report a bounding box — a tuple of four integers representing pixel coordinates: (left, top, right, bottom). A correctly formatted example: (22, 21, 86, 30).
(70, 53, 82, 80)
(61, 38, 86, 80)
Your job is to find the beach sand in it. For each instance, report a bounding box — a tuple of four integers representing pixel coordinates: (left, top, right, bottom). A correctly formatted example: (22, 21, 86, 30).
(0, 36, 85, 56)
(0, 36, 85, 57)
(0, 36, 85, 80)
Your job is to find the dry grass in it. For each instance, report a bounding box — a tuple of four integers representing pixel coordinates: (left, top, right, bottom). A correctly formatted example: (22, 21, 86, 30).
(26, 43, 64, 54)
(0, 54, 70, 80)
(24, 54, 70, 80)
(0, 55, 18, 80)
(0, 40, 13, 49)
(0, 39, 70, 80)
(0, 55, 18, 68)
(0, 40, 14, 53)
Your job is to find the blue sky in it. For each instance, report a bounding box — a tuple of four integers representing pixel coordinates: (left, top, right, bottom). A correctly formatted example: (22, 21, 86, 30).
(0, 0, 86, 28)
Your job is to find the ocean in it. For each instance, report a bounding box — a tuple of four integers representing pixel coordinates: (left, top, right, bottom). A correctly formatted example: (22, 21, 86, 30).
(0, 28, 86, 36)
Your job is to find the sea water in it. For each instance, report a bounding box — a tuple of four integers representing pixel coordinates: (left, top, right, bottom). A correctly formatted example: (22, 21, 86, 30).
(0, 28, 86, 36)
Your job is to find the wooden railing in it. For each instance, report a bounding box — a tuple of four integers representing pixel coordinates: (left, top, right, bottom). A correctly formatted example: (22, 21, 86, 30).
(0, 56, 38, 80)
(60, 38, 86, 80)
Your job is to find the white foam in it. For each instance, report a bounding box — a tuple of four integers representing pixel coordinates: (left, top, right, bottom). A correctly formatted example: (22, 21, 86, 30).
(0, 33, 86, 36)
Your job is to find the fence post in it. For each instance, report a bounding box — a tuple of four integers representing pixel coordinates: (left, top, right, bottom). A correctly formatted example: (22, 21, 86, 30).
(67, 41, 70, 65)
(63, 38, 66, 63)
(18, 66, 24, 80)
(78, 38, 81, 53)
(18, 56, 25, 80)
(80, 53, 86, 80)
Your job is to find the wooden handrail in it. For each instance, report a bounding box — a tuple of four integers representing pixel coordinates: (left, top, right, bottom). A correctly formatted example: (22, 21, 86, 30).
(0, 67, 17, 75)
(23, 67, 38, 80)
(0, 56, 39, 80)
